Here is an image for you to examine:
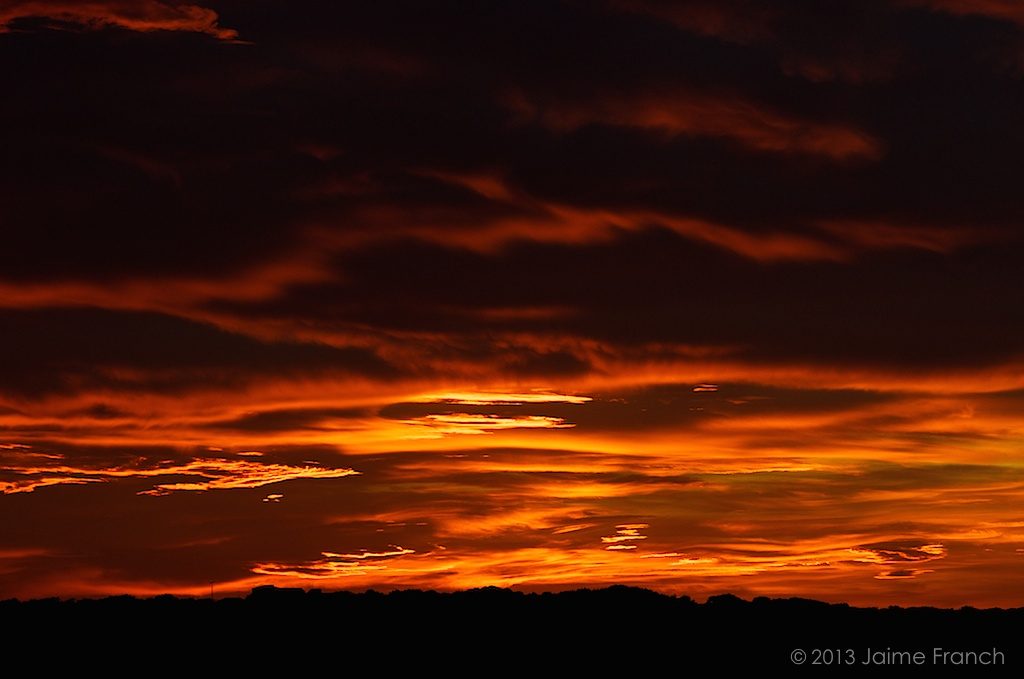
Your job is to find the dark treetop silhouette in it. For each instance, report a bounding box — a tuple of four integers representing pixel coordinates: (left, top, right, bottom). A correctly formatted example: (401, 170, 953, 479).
(2, 586, 1018, 670)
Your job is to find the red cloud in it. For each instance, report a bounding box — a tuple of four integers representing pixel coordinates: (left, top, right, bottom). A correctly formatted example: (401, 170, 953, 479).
(511, 89, 882, 160)
(0, 0, 238, 39)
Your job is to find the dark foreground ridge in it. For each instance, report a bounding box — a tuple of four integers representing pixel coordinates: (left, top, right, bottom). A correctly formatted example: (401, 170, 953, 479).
(3, 585, 1020, 670)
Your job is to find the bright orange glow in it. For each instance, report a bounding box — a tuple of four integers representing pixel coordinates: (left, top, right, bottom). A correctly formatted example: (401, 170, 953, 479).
(413, 391, 592, 405)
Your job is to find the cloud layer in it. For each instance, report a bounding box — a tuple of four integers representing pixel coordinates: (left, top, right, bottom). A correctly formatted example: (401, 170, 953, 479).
(2, 0, 1024, 605)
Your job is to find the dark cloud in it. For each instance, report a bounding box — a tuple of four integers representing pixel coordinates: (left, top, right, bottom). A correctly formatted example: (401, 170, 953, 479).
(211, 231, 1024, 370)
(854, 541, 946, 562)
(204, 407, 371, 433)
(0, 1, 238, 39)
(4, 0, 1024, 285)
(0, 308, 398, 397)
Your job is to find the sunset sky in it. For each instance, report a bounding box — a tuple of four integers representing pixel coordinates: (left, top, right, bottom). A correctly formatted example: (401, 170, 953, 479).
(2, 0, 1024, 607)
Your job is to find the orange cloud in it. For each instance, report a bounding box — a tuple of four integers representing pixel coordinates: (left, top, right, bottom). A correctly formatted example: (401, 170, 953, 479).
(398, 413, 574, 436)
(0, 453, 359, 495)
(399, 170, 992, 263)
(413, 391, 592, 406)
(253, 547, 416, 579)
(392, 172, 846, 261)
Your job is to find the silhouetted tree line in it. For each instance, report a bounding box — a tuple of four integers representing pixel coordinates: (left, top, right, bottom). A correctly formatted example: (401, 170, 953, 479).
(1, 586, 1018, 670)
